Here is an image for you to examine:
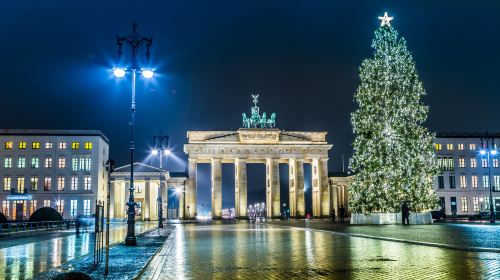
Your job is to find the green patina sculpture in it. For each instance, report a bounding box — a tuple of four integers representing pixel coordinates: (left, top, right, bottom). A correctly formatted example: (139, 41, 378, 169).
(242, 94, 276, 128)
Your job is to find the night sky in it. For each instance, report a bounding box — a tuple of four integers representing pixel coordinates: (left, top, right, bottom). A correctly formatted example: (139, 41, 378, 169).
(1, 2, 499, 212)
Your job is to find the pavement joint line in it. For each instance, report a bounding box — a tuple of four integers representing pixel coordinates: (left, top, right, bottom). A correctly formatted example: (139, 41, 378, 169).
(267, 223, 500, 254)
(134, 227, 176, 280)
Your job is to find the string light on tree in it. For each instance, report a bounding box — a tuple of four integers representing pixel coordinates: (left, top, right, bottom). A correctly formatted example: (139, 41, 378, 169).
(378, 12, 393, 27)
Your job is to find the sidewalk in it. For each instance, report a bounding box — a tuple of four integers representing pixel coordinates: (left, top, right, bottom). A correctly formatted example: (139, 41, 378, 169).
(267, 220, 500, 252)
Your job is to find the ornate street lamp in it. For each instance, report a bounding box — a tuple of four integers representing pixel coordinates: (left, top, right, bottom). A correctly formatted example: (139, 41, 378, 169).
(480, 136, 497, 224)
(113, 22, 154, 246)
(151, 132, 170, 228)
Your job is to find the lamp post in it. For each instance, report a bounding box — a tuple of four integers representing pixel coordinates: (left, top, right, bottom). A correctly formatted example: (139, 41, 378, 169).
(151, 132, 170, 228)
(480, 136, 496, 224)
(113, 22, 154, 246)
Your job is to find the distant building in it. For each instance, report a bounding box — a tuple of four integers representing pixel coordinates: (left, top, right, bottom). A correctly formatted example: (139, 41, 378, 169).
(0, 129, 109, 220)
(328, 172, 352, 218)
(435, 132, 500, 216)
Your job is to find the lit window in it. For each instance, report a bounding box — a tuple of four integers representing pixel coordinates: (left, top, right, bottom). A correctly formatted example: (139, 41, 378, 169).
(471, 176, 478, 188)
(483, 176, 489, 188)
(495, 176, 500, 191)
(459, 158, 465, 168)
(59, 142, 67, 149)
(435, 144, 442, 151)
(70, 200, 78, 217)
(473, 197, 480, 212)
(44, 177, 51, 191)
(57, 176, 65, 191)
(45, 142, 53, 149)
(18, 142, 26, 149)
(79, 158, 85, 171)
(84, 142, 93, 150)
(17, 157, 26, 168)
(460, 175, 467, 188)
(43, 200, 51, 207)
(461, 197, 468, 212)
(3, 177, 11, 191)
(72, 142, 80, 149)
(58, 157, 66, 169)
(17, 177, 25, 193)
(458, 144, 464, 150)
(56, 200, 64, 214)
(71, 176, 78, 190)
(485, 197, 491, 210)
(482, 158, 488, 168)
(2, 201, 9, 217)
(30, 177, 38, 191)
(30, 201, 37, 214)
(470, 158, 477, 168)
(84, 158, 91, 171)
(72, 158, 79, 171)
(84, 176, 91, 190)
(45, 157, 52, 168)
(32, 142, 40, 149)
(5, 141, 13, 149)
(4, 157, 12, 168)
(83, 200, 90, 216)
(31, 157, 39, 168)
(494, 159, 499, 168)
(447, 144, 454, 151)
(470, 143, 476, 150)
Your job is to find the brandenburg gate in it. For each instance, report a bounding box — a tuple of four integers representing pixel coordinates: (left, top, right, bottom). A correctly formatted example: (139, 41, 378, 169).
(182, 95, 332, 219)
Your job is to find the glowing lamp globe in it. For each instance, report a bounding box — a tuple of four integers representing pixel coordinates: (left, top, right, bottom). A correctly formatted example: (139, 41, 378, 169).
(151, 149, 159, 155)
(142, 69, 154, 79)
(164, 149, 171, 156)
(113, 67, 126, 78)
(492, 150, 497, 155)
(480, 150, 486, 155)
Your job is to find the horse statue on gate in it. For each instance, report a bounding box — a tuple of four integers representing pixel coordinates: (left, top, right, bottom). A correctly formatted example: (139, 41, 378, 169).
(241, 94, 277, 129)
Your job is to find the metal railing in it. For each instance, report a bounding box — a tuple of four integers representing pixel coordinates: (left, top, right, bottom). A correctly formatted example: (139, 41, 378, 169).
(0, 219, 77, 235)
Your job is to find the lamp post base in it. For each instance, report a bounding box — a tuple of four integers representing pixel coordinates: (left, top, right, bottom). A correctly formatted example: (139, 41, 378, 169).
(125, 236, 137, 246)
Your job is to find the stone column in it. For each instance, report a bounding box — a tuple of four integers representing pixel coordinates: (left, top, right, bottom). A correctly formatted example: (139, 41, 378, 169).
(178, 184, 185, 219)
(235, 158, 248, 219)
(185, 159, 197, 219)
(161, 176, 168, 220)
(211, 158, 222, 220)
(266, 158, 280, 218)
(331, 183, 339, 218)
(320, 158, 330, 218)
(295, 160, 305, 218)
(144, 180, 151, 220)
(110, 179, 115, 218)
(125, 181, 130, 218)
(311, 159, 321, 218)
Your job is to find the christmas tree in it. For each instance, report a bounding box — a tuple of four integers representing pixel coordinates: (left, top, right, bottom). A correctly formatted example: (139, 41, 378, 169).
(349, 13, 438, 214)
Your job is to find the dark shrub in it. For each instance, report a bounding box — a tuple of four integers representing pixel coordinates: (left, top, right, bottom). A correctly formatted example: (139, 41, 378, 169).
(29, 207, 63, 222)
(0, 212, 6, 223)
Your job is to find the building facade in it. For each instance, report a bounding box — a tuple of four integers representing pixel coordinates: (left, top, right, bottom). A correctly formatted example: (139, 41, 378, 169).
(435, 133, 500, 216)
(0, 129, 109, 220)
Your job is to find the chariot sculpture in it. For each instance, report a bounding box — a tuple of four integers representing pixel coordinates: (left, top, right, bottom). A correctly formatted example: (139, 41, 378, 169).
(242, 94, 276, 128)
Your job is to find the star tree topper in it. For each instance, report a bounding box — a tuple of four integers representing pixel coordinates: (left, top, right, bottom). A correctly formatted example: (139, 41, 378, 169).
(378, 12, 393, 27)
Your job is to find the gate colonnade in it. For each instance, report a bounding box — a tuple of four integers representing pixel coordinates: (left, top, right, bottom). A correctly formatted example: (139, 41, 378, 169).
(183, 128, 332, 219)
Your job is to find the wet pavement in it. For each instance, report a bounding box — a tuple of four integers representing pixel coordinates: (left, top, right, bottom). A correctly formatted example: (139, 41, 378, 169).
(148, 223, 500, 279)
(0, 221, 156, 280)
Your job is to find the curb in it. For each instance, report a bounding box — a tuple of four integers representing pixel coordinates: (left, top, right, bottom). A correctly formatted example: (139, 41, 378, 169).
(133, 227, 176, 280)
(268, 223, 500, 254)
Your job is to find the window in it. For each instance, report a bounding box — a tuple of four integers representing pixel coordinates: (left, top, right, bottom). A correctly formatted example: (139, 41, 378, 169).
(32, 142, 40, 149)
(45, 157, 52, 168)
(495, 176, 500, 191)
(5, 141, 13, 149)
(70, 200, 78, 217)
(472, 176, 478, 188)
(79, 158, 85, 171)
(460, 175, 467, 188)
(17, 177, 25, 193)
(458, 144, 464, 150)
(473, 197, 480, 212)
(135, 184, 143, 193)
(459, 157, 465, 168)
(482, 158, 488, 168)
(494, 159, 499, 168)
(18, 142, 26, 149)
(30, 177, 38, 191)
(449, 176, 456, 189)
(470, 158, 477, 168)
(83, 200, 90, 216)
(461, 197, 468, 212)
(84, 142, 93, 150)
(4, 157, 12, 168)
(57, 177, 65, 191)
(470, 143, 477, 150)
(84, 176, 91, 190)
(71, 176, 78, 190)
(59, 142, 67, 149)
(30, 201, 37, 215)
(43, 200, 50, 207)
(438, 176, 444, 189)
(72, 158, 79, 171)
(72, 142, 80, 149)
(3, 177, 11, 191)
(2, 201, 9, 217)
(45, 142, 53, 149)
(58, 157, 66, 169)
(437, 157, 454, 171)
(435, 144, 442, 151)
(483, 176, 489, 188)
(485, 197, 491, 210)
(31, 157, 39, 168)
(17, 157, 26, 168)
(447, 144, 454, 151)
(44, 177, 51, 191)
(84, 157, 91, 171)
(56, 200, 64, 214)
